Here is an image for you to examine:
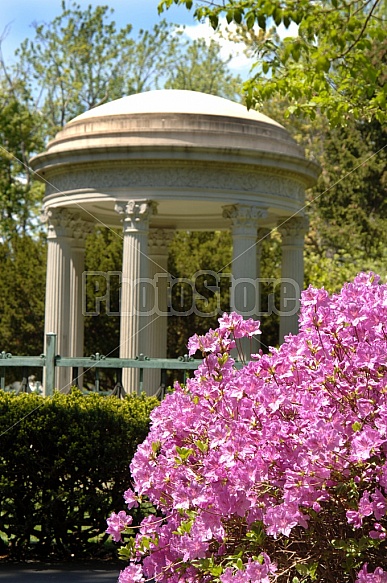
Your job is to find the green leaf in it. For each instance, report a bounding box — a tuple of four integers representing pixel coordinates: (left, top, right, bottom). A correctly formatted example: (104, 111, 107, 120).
(296, 564, 308, 576)
(352, 421, 362, 432)
(316, 56, 331, 73)
(175, 518, 194, 534)
(296, 562, 319, 580)
(291, 44, 301, 62)
(273, 8, 282, 26)
(210, 565, 223, 576)
(152, 440, 161, 453)
(175, 446, 194, 461)
(233, 9, 243, 24)
(283, 15, 291, 28)
(209, 14, 219, 29)
(194, 439, 208, 453)
(258, 14, 266, 30)
(246, 11, 255, 29)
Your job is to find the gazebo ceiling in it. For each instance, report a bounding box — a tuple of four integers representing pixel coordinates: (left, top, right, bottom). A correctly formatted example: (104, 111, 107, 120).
(30, 90, 320, 230)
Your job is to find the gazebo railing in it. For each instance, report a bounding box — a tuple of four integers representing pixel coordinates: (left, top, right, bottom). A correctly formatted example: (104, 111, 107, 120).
(0, 333, 202, 397)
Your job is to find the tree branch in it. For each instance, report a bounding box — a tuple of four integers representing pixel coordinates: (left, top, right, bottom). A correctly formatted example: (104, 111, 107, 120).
(334, 0, 381, 60)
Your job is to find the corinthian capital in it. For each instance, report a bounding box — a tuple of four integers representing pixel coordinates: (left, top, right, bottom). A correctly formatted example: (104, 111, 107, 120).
(222, 204, 267, 231)
(115, 200, 158, 233)
(278, 216, 309, 244)
(41, 208, 94, 241)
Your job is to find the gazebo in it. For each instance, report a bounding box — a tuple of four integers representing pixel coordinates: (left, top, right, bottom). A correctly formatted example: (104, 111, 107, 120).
(30, 89, 320, 392)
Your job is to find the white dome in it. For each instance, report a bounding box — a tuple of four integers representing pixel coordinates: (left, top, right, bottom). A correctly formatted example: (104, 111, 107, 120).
(72, 89, 284, 128)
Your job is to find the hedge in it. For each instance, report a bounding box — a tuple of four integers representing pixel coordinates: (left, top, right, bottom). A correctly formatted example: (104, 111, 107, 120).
(0, 390, 158, 559)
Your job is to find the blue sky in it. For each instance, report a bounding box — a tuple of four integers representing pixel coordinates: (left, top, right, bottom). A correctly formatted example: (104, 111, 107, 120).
(0, 0, 253, 74)
(0, 1, 194, 59)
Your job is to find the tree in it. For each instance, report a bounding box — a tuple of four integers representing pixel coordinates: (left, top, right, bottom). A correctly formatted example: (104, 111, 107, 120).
(165, 37, 243, 100)
(0, 57, 46, 367)
(17, 2, 133, 135)
(159, 0, 387, 125)
(254, 91, 387, 292)
(0, 235, 46, 356)
(0, 65, 44, 240)
(310, 120, 387, 256)
(298, 114, 387, 290)
(15, 2, 246, 137)
(17, 2, 182, 136)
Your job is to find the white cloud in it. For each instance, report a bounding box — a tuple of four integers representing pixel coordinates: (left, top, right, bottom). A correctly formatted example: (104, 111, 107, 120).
(276, 21, 299, 39)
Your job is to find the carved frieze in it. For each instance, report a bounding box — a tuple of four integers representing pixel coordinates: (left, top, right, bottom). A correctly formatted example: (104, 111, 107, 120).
(43, 162, 305, 202)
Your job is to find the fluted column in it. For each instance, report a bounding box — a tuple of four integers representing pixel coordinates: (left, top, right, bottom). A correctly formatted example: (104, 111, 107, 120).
(223, 204, 267, 359)
(115, 200, 157, 393)
(143, 228, 175, 394)
(278, 216, 309, 342)
(42, 209, 93, 394)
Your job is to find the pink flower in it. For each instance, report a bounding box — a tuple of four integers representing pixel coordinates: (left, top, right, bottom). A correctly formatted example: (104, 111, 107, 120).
(124, 488, 139, 509)
(351, 426, 384, 462)
(187, 333, 201, 356)
(372, 489, 387, 520)
(356, 564, 387, 583)
(106, 511, 132, 542)
(218, 313, 261, 338)
(264, 504, 307, 538)
(111, 274, 387, 582)
(118, 563, 145, 583)
(347, 492, 373, 528)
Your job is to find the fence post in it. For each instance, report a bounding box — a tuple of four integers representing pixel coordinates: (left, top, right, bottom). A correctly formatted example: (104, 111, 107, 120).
(45, 333, 56, 396)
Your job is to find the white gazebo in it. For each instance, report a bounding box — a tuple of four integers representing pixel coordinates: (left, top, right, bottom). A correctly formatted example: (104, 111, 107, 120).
(30, 89, 320, 393)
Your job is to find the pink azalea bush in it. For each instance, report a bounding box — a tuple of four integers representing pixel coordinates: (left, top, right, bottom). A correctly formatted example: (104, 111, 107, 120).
(109, 273, 387, 582)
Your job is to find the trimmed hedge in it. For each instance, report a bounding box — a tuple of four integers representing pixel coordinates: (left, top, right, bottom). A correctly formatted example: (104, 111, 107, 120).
(0, 390, 158, 559)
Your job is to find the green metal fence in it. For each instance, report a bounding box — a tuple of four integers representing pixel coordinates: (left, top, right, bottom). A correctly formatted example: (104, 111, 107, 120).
(0, 333, 202, 397)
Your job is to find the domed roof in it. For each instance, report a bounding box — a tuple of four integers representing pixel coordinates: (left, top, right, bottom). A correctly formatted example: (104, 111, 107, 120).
(39, 89, 304, 162)
(71, 89, 284, 128)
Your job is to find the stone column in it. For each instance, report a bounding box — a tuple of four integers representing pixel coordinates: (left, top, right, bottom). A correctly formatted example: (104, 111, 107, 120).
(278, 216, 309, 342)
(115, 200, 157, 393)
(43, 208, 93, 394)
(223, 204, 267, 359)
(143, 228, 174, 394)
